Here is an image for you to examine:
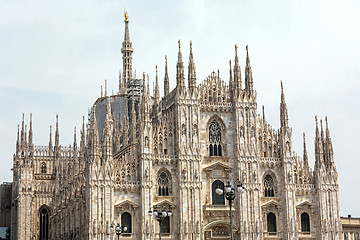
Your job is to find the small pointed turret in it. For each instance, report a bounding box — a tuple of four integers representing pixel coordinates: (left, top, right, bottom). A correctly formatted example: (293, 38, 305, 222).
(90, 107, 100, 157)
(103, 99, 113, 157)
(280, 81, 289, 129)
(164, 56, 170, 96)
(55, 114, 60, 157)
(80, 116, 85, 157)
(131, 98, 137, 142)
(233, 44, 242, 92)
(314, 116, 323, 167)
(325, 116, 334, 165)
(16, 125, 20, 155)
(121, 10, 134, 85)
(262, 105, 266, 126)
(28, 113, 33, 148)
(49, 125, 53, 156)
(188, 41, 197, 92)
(155, 65, 160, 104)
(244, 45, 253, 95)
(20, 113, 25, 151)
(303, 132, 309, 174)
(73, 126, 78, 155)
(176, 40, 185, 89)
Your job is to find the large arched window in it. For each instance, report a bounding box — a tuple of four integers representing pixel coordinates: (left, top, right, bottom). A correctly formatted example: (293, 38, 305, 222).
(264, 174, 275, 197)
(209, 121, 222, 156)
(41, 162, 47, 174)
(39, 206, 49, 240)
(267, 212, 276, 233)
(158, 171, 171, 196)
(212, 180, 225, 205)
(121, 212, 132, 233)
(301, 212, 310, 232)
(160, 216, 170, 233)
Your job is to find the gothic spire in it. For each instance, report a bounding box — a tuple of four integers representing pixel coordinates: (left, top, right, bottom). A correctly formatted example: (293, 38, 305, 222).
(20, 113, 25, 150)
(244, 45, 253, 95)
(49, 125, 53, 156)
(176, 39, 185, 88)
(164, 55, 169, 96)
(55, 114, 60, 157)
(155, 65, 160, 104)
(28, 113, 33, 146)
(131, 97, 137, 142)
(80, 116, 85, 157)
(73, 126, 77, 155)
(233, 44, 242, 92)
(188, 40, 197, 92)
(325, 116, 334, 165)
(103, 98, 113, 157)
(280, 81, 289, 129)
(16, 124, 20, 155)
(121, 10, 133, 85)
(303, 132, 309, 173)
(314, 116, 323, 168)
(90, 107, 100, 157)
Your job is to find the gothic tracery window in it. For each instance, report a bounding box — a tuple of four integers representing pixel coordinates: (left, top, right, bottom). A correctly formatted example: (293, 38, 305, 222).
(264, 174, 275, 197)
(39, 206, 49, 240)
(158, 171, 171, 196)
(209, 120, 222, 156)
(41, 162, 47, 174)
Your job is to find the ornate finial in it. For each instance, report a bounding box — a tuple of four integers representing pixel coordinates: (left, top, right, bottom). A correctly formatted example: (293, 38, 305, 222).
(280, 80, 283, 91)
(156, 65, 158, 75)
(178, 39, 181, 50)
(229, 59, 231, 66)
(325, 116, 328, 127)
(246, 45, 249, 55)
(315, 115, 318, 124)
(190, 40, 192, 51)
(235, 44, 238, 53)
(165, 55, 167, 64)
(124, 10, 129, 22)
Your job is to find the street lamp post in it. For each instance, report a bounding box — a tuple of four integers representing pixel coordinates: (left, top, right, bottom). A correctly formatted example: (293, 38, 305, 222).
(148, 209, 172, 240)
(110, 223, 128, 240)
(216, 180, 245, 240)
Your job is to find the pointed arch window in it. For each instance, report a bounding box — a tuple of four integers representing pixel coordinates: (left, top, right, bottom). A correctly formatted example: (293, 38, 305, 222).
(121, 212, 132, 233)
(301, 213, 310, 232)
(264, 174, 275, 197)
(267, 212, 276, 233)
(41, 162, 47, 174)
(158, 171, 171, 196)
(212, 180, 225, 205)
(209, 121, 222, 156)
(39, 206, 49, 240)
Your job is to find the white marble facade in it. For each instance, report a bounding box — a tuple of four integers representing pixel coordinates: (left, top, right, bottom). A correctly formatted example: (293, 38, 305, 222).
(11, 13, 343, 240)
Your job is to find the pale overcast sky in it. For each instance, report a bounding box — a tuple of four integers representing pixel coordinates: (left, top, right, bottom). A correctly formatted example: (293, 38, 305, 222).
(0, 0, 359, 216)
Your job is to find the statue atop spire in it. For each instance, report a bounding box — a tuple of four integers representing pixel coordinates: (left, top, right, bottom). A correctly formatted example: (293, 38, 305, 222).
(124, 10, 129, 23)
(121, 10, 133, 85)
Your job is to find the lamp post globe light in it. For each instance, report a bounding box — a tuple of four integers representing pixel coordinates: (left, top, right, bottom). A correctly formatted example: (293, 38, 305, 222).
(110, 223, 128, 240)
(148, 208, 172, 240)
(216, 180, 245, 240)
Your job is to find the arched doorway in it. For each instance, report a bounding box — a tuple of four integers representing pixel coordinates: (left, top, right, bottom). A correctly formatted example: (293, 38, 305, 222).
(39, 205, 50, 240)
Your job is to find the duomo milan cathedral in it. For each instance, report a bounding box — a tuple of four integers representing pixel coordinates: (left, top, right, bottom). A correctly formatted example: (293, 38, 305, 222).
(11, 13, 343, 240)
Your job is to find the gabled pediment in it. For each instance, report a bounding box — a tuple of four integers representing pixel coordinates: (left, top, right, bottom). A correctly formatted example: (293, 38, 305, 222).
(261, 199, 280, 208)
(296, 200, 312, 208)
(153, 199, 176, 208)
(114, 200, 138, 209)
(203, 161, 232, 172)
